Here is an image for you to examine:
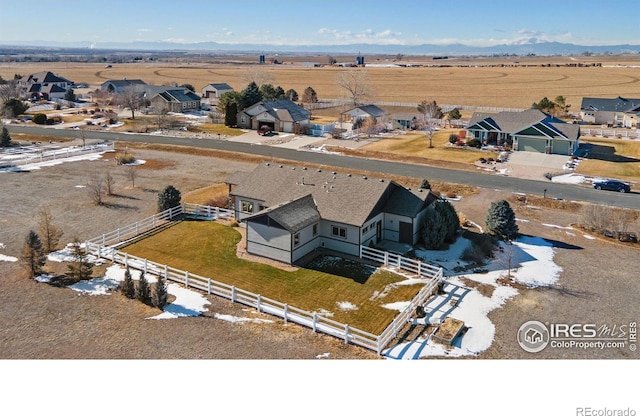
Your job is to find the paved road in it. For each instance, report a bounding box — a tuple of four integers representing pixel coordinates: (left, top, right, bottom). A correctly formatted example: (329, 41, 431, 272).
(7, 125, 640, 209)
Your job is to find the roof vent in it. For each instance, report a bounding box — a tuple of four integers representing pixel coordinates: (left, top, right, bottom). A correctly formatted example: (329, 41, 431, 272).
(363, 176, 367, 180)
(279, 165, 283, 168)
(291, 167, 295, 170)
(418, 189, 423, 192)
(266, 162, 270, 166)
(317, 169, 322, 172)
(347, 173, 351, 177)
(332, 171, 336, 175)
(379, 179, 384, 182)
(302, 167, 307, 170)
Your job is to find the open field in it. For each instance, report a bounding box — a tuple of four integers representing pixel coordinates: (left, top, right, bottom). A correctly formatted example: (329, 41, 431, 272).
(5, 55, 640, 109)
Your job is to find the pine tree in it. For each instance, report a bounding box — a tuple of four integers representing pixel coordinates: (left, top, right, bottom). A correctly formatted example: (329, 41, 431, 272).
(435, 200, 460, 243)
(1, 126, 11, 147)
(152, 274, 168, 310)
(486, 200, 519, 241)
(136, 271, 151, 305)
(65, 239, 93, 283)
(20, 230, 47, 278)
(421, 208, 447, 249)
(38, 205, 64, 253)
(119, 266, 136, 299)
(224, 101, 237, 127)
(157, 185, 181, 213)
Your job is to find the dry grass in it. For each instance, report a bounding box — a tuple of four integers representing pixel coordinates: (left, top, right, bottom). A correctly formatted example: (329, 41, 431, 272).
(575, 136, 640, 181)
(360, 129, 500, 164)
(5, 57, 640, 109)
(182, 183, 229, 205)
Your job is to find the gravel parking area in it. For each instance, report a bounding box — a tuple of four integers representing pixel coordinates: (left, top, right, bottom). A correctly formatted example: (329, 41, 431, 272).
(1, 143, 638, 359)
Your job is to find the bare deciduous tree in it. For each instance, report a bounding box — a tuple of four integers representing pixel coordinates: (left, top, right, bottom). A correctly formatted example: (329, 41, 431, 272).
(87, 174, 104, 205)
(242, 68, 274, 89)
(38, 205, 64, 253)
(417, 100, 443, 148)
(125, 165, 138, 188)
(105, 170, 116, 196)
(93, 88, 116, 109)
(336, 69, 372, 107)
(119, 85, 145, 119)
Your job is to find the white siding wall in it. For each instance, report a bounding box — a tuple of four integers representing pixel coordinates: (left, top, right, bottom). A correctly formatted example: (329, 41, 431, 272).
(361, 213, 383, 246)
(384, 213, 409, 242)
(246, 222, 291, 264)
(291, 222, 321, 263)
(318, 221, 360, 256)
(234, 197, 264, 221)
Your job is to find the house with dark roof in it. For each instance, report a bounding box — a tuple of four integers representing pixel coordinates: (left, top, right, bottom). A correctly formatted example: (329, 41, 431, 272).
(466, 109, 580, 155)
(228, 163, 438, 264)
(19, 71, 74, 100)
(201, 83, 233, 99)
(580, 96, 640, 128)
(237, 99, 310, 133)
(341, 104, 388, 124)
(101, 79, 147, 94)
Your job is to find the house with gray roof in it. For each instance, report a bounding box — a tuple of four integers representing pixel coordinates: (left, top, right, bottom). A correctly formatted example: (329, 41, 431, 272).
(149, 88, 201, 113)
(341, 104, 388, 123)
(101, 79, 147, 94)
(19, 71, 74, 100)
(580, 96, 640, 128)
(466, 109, 580, 155)
(201, 83, 233, 99)
(237, 99, 310, 133)
(228, 163, 438, 264)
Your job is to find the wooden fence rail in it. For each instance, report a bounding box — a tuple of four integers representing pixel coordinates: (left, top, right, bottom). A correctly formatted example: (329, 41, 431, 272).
(85, 204, 444, 355)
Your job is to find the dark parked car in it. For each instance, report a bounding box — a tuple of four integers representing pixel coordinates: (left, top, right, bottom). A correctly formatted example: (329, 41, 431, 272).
(592, 180, 631, 193)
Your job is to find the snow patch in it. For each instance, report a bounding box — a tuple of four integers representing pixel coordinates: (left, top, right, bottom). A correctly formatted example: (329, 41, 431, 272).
(337, 301, 358, 311)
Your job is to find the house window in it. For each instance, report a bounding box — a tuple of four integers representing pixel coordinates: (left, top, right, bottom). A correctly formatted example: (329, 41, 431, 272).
(241, 116, 246, 123)
(332, 226, 347, 239)
(312, 224, 318, 236)
(293, 233, 300, 246)
(241, 200, 254, 213)
(362, 225, 368, 235)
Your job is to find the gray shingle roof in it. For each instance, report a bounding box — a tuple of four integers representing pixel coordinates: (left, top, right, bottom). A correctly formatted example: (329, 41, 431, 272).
(580, 96, 640, 112)
(468, 109, 579, 140)
(231, 163, 426, 226)
(27, 71, 73, 85)
(207, 83, 233, 90)
(247, 194, 320, 233)
(102, 79, 146, 88)
(243, 99, 310, 123)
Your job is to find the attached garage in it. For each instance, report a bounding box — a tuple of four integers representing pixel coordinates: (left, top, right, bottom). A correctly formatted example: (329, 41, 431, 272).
(518, 137, 547, 153)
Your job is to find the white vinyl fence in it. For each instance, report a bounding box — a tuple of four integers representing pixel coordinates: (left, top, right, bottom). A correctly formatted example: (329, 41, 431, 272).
(85, 204, 444, 355)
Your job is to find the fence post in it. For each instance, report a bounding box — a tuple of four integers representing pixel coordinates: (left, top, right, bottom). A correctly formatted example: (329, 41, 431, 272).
(164, 264, 168, 280)
(184, 271, 189, 288)
(284, 304, 288, 323)
(312, 312, 318, 332)
(144, 259, 148, 274)
(231, 286, 236, 303)
(97, 245, 101, 259)
(257, 295, 261, 312)
(112, 248, 115, 263)
(135, 221, 139, 235)
(418, 262, 421, 277)
(102, 234, 106, 246)
(152, 215, 156, 228)
(124, 252, 128, 268)
(384, 251, 388, 266)
(207, 279, 211, 295)
(344, 325, 350, 344)
(169, 207, 172, 220)
(207, 205, 211, 218)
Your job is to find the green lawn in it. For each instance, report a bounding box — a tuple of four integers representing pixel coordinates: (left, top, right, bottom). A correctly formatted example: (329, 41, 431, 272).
(121, 221, 424, 334)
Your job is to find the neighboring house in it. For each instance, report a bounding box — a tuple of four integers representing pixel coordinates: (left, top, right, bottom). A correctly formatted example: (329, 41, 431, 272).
(228, 163, 438, 264)
(237, 99, 310, 133)
(392, 113, 419, 129)
(201, 83, 233, 99)
(101, 78, 147, 94)
(19, 71, 74, 100)
(466, 109, 580, 155)
(148, 87, 201, 113)
(341, 104, 388, 124)
(580, 96, 640, 128)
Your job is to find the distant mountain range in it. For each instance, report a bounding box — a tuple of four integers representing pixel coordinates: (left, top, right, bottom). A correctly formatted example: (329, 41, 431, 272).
(3, 39, 640, 56)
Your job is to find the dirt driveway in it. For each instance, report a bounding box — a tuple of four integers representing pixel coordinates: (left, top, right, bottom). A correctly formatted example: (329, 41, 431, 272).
(1, 141, 638, 359)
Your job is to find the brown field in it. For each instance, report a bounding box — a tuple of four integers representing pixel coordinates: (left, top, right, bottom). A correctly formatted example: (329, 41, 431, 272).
(4, 54, 640, 109)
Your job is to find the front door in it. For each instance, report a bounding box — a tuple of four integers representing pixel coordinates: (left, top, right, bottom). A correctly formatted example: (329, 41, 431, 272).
(376, 221, 382, 243)
(399, 221, 412, 244)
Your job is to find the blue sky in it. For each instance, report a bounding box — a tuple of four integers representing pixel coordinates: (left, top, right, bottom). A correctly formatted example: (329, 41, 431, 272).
(2, 0, 639, 46)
